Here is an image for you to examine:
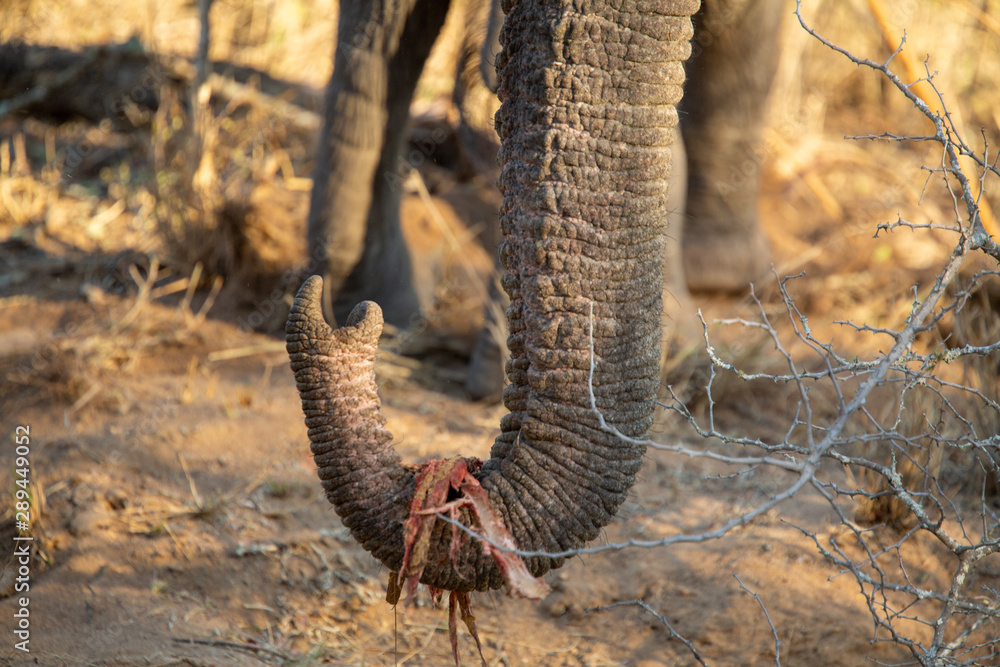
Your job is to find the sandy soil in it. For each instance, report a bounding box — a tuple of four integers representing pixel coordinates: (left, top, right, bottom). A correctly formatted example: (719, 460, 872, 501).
(0, 200, 966, 666)
(0, 298, 924, 666)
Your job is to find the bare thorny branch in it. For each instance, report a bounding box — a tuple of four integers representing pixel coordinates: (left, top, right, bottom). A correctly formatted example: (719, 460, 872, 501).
(587, 599, 710, 667)
(734, 574, 782, 667)
(434, 4, 1000, 665)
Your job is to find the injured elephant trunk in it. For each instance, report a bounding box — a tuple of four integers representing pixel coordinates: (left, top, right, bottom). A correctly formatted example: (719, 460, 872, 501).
(286, 0, 697, 594)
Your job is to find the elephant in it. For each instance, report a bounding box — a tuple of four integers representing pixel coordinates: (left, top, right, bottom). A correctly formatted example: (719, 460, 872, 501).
(680, 0, 784, 293)
(287, 0, 700, 592)
(306, 0, 788, 400)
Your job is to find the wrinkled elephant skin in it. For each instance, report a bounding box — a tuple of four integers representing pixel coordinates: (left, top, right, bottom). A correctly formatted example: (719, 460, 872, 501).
(287, 0, 698, 592)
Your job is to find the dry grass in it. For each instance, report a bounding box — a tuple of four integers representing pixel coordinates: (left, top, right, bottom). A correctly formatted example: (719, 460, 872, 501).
(148, 77, 309, 292)
(0, 134, 58, 229)
(4, 258, 221, 411)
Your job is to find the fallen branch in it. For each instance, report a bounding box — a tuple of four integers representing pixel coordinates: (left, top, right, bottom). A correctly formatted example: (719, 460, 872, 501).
(171, 636, 290, 660)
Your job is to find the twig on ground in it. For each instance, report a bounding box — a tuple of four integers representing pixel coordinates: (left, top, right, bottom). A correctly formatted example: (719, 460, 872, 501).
(587, 599, 707, 667)
(171, 636, 290, 661)
(734, 574, 782, 667)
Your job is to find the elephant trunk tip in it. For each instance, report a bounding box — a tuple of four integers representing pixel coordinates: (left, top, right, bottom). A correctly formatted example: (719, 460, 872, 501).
(286, 275, 327, 334)
(286, 274, 384, 349)
(345, 300, 383, 332)
(295, 273, 324, 301)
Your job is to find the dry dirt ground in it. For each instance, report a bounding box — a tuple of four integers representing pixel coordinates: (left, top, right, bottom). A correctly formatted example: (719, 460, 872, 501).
(2, 1, 1000, 666)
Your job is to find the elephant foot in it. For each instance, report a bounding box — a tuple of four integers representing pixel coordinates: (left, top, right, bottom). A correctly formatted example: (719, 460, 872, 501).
(465, 290, 508, 401)
(662, 283, 701, 351)
(464, 272, 509, 401)
(683, 224, 772, 294)
(333, 276, 423, 330)
(466, 329, 506, 401)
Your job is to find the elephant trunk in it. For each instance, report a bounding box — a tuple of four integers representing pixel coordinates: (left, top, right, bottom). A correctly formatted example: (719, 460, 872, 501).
(287, 0, 696, 593)
(481, 0, 696, 576)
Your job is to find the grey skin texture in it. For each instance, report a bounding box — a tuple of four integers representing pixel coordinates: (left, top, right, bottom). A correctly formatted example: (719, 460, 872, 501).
(306, 0, 451, 328)
(306, 0, 787, 398)
(287, 0, 698, 592)
(680, 0, 785, 293)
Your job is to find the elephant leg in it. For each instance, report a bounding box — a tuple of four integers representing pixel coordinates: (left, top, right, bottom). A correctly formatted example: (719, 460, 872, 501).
(478, 0, 503, 94)
(307, 0, 452, 327)
(465, 276, 508, 400)
(662, 133, 700, 351)
(680, 0, 786, 293)
(452, 0, 510, 400)
(453, 0, 503, 198)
